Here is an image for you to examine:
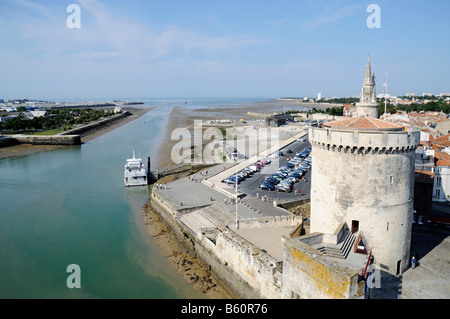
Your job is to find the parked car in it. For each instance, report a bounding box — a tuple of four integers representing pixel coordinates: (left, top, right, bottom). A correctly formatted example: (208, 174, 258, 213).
(275, 183, 292, 192)
(259, 182, 275, 191)
(285, 177, 297, 184)
(286, 162, 295, 168)
(288, 172, 301, 180)
(264, 177, 279, 185)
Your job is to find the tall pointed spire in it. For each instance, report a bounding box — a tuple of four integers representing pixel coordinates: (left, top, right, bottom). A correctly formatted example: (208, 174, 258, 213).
(363, 54, 372, 84)
(356, 54, 378, 118)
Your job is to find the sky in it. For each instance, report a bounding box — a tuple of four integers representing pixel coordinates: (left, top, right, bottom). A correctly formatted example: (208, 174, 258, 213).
(0, 0, 449, 100)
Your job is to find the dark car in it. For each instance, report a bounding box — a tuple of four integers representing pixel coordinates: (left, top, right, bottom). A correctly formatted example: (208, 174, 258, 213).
(287, 149, 293, 154)
(259, 182, 275, 191)
(264, 177, 279, 185)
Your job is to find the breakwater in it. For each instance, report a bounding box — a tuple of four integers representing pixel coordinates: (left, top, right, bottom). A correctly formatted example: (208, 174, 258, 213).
(61, 111, 132, 137)
(10, 134, 81, 146)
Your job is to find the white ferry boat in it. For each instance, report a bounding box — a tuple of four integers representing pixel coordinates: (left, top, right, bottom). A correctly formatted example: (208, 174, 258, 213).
(124, 151, 148, 187)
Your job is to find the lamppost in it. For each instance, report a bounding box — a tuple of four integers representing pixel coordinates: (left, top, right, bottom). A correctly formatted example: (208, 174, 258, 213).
(235, 171, 239, 230)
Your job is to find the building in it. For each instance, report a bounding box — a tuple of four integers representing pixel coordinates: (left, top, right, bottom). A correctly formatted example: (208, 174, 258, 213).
(265, 114, 294, 127)
(343, 103, 356, 117)
(355, 55, 378, 118)
(414, 170, 434, 223)
(317, 93, 322, 101)
(433, 151, 450, 203)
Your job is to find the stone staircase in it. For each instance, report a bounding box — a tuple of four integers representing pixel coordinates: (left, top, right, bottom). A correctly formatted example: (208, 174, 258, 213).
(316, 231, 356, 259)
(179, 203, 236, 235)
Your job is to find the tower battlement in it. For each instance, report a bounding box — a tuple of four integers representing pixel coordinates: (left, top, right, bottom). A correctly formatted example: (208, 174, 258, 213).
(309, 127, 420, 155)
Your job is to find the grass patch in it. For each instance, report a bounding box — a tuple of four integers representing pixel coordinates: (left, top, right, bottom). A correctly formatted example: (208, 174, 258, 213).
(30, 129, 65, 135)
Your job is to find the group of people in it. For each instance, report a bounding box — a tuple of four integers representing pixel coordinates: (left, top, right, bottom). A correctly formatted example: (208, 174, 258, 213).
(188, 175, 203, 183)
(155, 183, 167, 190)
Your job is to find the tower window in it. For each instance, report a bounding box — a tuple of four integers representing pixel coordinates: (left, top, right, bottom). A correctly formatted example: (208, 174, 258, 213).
(390, 176, 393, 184)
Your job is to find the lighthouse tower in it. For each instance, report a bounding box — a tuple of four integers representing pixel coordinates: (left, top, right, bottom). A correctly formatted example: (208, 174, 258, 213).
(356, 54, 379, 118)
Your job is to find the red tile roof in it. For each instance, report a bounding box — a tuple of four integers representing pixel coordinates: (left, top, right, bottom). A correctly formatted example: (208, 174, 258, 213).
(324, 116, 405, 131)
(435, 151, 450, 167)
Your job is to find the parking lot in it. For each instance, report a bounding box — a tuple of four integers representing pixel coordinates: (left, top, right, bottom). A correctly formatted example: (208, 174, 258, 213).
(221, 136, 312, 202)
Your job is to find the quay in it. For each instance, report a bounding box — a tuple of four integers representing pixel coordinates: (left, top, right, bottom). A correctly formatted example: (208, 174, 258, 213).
(149, 127, 313, 298)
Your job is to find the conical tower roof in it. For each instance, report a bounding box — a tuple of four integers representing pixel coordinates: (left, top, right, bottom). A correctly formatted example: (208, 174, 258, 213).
(363, 54, 372, 84)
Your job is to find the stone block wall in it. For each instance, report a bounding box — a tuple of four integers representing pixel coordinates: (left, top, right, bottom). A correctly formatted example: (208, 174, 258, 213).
(283, 238, 364, 299)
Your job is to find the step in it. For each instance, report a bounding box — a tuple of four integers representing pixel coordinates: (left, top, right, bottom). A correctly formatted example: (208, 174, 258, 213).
(340, 234, 356, 259)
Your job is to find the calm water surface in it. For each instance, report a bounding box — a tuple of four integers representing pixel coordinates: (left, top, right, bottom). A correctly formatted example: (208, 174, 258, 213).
(0, 98, 267, 298)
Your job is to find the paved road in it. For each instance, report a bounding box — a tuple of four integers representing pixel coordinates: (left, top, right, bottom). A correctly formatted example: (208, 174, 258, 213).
(237, 138, 312, 202)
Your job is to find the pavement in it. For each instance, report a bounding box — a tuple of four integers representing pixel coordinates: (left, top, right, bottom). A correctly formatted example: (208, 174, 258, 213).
(203, 129, 308, 198)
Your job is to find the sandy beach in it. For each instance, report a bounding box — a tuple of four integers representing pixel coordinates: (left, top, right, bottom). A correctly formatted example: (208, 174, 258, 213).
(0, 107, 152, 160)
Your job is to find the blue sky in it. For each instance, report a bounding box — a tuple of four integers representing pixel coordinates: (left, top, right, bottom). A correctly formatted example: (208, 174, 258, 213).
(0, 0, 449, 100)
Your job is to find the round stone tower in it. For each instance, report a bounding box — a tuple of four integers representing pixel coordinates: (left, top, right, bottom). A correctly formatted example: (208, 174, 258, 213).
(309, 117, 420, 275)
(309, 56, 420, 275)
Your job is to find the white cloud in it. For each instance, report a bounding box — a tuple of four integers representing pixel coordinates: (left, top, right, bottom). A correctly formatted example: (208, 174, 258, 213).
(302, 3, 364, 30)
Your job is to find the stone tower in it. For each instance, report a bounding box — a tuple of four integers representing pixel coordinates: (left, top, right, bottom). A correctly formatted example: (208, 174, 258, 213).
(356, 55, 379, 118)
(309, 57, 420, 276)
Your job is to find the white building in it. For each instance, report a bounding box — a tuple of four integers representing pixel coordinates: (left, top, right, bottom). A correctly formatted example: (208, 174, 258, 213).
(432, 149, 450, 202)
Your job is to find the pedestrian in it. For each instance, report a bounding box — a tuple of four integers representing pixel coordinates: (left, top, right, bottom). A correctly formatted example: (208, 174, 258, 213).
(299, 189, 302, 196)
(294, 189, 297, 196)
(224, 198, 227, 205)
(164, 183, 167, 190)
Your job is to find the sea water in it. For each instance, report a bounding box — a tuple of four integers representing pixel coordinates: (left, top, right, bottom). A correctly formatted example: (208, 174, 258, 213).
(0, 98, 266, 299)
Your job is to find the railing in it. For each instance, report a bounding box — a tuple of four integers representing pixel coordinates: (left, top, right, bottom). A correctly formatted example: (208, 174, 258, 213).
(353, 231, 369, 254)
(361, 248, 373, 278)
(353, 231, 361, 253)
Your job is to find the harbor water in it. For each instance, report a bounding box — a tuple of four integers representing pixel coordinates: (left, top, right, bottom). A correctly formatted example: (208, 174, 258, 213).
(0, 98, 265, 298)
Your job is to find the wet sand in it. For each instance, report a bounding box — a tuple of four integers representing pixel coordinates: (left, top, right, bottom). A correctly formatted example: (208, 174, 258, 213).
(142, 200, 235, 299)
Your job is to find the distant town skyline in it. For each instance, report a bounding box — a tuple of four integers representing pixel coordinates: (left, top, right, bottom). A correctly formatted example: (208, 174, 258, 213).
(0, 0, 449, 100)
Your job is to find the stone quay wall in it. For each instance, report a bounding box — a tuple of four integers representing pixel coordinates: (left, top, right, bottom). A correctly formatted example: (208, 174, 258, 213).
(12, 134, 81, 146)
(61, 111, 131, 136)
(283, 238, 364, 299)
(150, 190, 302, 299)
